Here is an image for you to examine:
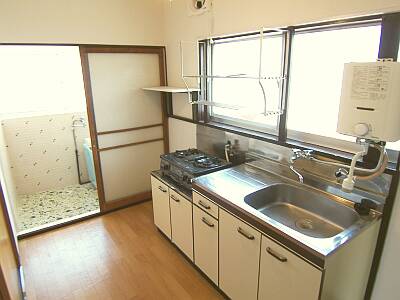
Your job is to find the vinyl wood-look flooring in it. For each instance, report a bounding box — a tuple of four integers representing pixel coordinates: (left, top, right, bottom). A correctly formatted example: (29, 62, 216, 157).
(19, 201, 223, 300)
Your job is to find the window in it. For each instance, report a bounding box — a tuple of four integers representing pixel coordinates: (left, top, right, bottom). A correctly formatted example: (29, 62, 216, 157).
(210, 33, 284, 133)
(200, 14, 400, 160)
(287, 24, 381, 151)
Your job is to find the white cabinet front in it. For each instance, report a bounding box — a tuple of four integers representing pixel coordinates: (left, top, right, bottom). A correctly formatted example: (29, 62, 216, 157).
(170, 190, 193, 260)
(258, 235, 322, 300)
(193, 205, 219, 284)
(151, 176, 171, 239)
(219, 209, 261, 300)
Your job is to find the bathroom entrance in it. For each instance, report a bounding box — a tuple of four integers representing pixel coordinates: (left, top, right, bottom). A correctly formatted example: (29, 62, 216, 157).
(0, 45, 100, 234)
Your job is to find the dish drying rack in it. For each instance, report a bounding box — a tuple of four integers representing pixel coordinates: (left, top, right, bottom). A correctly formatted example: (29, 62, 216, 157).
(180, 29, 285, 117)
(143, 28, 286, 119)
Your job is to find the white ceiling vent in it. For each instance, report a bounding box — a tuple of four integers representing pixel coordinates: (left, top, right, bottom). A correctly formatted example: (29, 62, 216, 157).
(187, 0, 212, 16)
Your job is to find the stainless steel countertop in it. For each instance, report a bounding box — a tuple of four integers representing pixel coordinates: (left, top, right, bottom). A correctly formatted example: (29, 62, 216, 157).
(192, 162, 381, 266)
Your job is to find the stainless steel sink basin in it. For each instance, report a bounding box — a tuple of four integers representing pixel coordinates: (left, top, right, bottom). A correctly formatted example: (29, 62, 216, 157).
(244, 184, 360, 238)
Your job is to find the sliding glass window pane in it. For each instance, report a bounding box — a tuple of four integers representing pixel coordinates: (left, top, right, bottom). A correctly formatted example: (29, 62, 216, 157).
(211, 34, 283, 131)
(287, 24, 381, 147)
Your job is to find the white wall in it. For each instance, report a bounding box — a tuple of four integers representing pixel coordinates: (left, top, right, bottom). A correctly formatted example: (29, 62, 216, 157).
(168, 118, 197, 151)
(371, 182, 400, 300)
(163, 1, 400, 298)
(0, 0, 164, 45)
(1, 113, 90, 195)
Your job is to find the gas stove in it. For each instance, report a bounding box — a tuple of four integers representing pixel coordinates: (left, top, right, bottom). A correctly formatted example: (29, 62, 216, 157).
(160, 148, 231, 191)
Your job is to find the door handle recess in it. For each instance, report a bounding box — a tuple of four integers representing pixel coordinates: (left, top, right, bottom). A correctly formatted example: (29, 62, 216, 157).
(237, 227, 255, 240)
(158, 186, 167, 193)
(198, 200, 211, 210)
(266, 247, 287, 262)
(171, 195, 180, 202)
(201, 217, 215, 227)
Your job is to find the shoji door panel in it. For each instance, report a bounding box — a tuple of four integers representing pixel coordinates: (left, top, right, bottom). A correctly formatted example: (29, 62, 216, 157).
(81, 46, 168, 211)
(88, 53, 163, 132)
(99, 140, 164, 202)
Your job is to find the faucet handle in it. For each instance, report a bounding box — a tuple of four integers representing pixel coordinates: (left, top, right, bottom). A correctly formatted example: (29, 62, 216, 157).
(303, 149, 314, 157)
(290, 148, 302, 163)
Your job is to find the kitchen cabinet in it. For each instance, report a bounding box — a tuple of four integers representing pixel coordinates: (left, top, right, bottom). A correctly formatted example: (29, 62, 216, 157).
(151, 176, 171, 239)
(219, 209, 261, 300)
(170, 189, 193, 260)
(193, 205, 219, 284)
(258, 235, 322, 300)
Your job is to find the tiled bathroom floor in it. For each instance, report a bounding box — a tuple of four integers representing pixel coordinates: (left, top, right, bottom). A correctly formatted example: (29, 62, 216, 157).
(16, 183, 99, 232)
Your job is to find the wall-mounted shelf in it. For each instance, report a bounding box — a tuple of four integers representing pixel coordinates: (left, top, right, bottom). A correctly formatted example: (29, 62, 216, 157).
(142, 86, 200, 93)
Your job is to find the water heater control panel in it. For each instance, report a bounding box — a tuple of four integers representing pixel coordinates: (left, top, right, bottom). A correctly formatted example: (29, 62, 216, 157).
(337, 61, 400, 142)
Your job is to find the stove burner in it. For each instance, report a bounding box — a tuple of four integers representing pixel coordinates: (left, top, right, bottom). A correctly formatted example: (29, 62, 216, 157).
(192, 156, 221, 168)
(160, 148, 231, 191)
(174, 148, 200, 158)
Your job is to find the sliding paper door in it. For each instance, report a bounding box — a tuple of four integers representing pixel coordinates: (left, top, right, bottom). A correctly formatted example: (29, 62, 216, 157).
(80, 46, 168, 211)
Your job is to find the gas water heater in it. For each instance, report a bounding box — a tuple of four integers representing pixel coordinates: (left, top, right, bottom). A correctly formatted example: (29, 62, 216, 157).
(337, 60, 400, 142)
(335, 60, 400, 192)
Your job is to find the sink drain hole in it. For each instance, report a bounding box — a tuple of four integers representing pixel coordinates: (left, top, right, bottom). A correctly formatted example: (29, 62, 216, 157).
(295, 219, 314, 230)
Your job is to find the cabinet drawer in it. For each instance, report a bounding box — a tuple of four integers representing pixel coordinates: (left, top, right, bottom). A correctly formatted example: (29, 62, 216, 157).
(152, 176, 169, 195)
(259, 235, 322, 300)
(193, 192, 219, 219)
(170, 191, 193, 260)
(193, 205, 218, 285)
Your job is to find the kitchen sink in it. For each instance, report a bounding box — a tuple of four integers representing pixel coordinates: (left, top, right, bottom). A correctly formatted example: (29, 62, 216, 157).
(244, 184, 360, 238)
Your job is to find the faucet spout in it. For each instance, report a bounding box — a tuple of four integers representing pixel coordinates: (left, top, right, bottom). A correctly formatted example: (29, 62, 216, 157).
(289, 165, 304, 184)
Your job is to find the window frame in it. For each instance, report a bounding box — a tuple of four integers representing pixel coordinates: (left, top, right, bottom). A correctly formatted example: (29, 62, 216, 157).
(197, 13, 400, 167)
(208, 30, 286, 136)
(286, 20, 382, 151)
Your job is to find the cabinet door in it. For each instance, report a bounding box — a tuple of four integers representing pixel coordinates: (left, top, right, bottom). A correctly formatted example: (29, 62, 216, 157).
(259, 235, 322, 300)
(170, 190, 193, 260)
(193, 205, 218, 284)
(219, 209, 261, 300)
(151, 176, 171, 239)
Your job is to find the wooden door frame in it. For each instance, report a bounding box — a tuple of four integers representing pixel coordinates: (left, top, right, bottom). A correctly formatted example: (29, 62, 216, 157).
(79, 45, 169, 212)
(0, 184, 22, 300)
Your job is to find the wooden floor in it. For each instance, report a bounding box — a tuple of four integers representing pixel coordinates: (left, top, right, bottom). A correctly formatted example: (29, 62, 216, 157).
(19, 201, 223, 300)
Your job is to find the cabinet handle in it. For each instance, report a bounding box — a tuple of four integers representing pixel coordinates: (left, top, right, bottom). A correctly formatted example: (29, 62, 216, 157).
(237, 227, 255, 240)
(266, 247, 287, 262)
(158, 186, 167, 193)
(171, 195, 180, 202)
(201, 217, 215, 227)
(198, 200, 211, 210)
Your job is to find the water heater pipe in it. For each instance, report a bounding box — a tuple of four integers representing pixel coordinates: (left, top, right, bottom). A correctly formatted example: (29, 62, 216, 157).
(341, 147, 368, 192)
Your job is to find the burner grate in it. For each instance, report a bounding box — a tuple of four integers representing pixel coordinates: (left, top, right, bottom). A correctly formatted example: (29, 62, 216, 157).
(192, 157, 222, 168)
(174, 148, 201, 158)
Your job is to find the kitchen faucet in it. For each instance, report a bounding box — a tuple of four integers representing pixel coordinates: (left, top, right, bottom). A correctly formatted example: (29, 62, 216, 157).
(288, 149, 313, 184)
